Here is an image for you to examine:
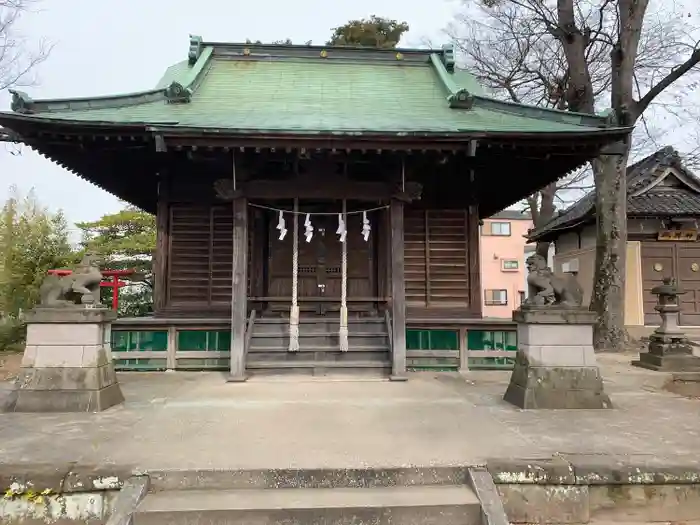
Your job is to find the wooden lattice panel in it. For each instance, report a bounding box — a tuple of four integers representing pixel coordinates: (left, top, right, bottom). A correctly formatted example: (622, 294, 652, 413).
(168, 204, 237, 307)
(403, 209, 471, 308)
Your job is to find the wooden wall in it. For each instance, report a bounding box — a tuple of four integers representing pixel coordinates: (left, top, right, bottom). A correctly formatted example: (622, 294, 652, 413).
(156, 201, 480, 319)
(404, 207, 481, 316)
(167, 204, 233, 310)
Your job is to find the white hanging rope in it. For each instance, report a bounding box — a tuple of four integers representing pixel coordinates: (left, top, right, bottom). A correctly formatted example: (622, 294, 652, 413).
(288, 199, 300, 352)
(339, 199, 349, 352)
(248, 202, 388, 216)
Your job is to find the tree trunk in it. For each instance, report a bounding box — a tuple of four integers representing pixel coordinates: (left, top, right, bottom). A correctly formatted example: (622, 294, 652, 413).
(528, 183, 557, 263)
(590, 144, 630, 351)
(535, 241, 551, 260)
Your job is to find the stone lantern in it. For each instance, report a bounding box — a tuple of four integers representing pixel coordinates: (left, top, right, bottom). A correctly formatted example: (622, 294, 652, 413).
(633, 277, 700, 371)
(652, 277, 685, 336)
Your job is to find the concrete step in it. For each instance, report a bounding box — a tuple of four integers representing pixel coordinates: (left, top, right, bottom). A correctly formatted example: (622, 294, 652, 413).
(133, 485, 481, 525)
(253, 320, 387, 335)
(253, 327, 388, 337)
(146, 467, 470, 491)
(250, 335, 388, 349)
(256, 317, 386, 324)
(247, 362, 391, 378)
(247, 360, 391, 369)
(247, 351, 390, 364)
(248, 344, 389, 352)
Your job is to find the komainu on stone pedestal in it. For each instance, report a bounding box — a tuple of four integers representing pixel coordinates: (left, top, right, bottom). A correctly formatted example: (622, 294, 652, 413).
(523, 254, 583, 307)
(503, 257, 611, 410)
(38, 252, 104, 306)
(8, 254, 125, 413)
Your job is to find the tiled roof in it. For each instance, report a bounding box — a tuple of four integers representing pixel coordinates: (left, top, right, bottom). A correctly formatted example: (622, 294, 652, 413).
(530, 146, 700, 241)
(0, 38, 624, 136)
(488, 209, 532, 220)
(628, 189, 700, 215)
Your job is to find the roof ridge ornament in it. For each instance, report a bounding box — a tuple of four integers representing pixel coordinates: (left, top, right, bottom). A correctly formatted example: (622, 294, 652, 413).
(599, 108, 617, 127)
(164, 81, 192, 104)
(9, 90, 34, 114)
(189, 35, 203, 65)
(448, 89, 474, 109)
(441, 44, 456, 73)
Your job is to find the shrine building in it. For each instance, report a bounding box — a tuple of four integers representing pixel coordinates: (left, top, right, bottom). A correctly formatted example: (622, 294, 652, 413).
(0, 37, 631, 379)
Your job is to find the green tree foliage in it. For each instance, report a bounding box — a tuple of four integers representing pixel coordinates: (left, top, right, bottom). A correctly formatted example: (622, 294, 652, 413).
(0, 187, 74, 349)
(76, 206, 156, 317)
(0, 187, 74, 316)
(327, 16, 409, 48)
(245, 38, 313, 46)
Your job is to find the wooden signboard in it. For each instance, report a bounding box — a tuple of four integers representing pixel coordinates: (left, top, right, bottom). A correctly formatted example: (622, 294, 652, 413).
(657, 229, 698, 241)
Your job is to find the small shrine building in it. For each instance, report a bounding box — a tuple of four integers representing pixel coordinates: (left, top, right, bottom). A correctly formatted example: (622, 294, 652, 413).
(0, 37, 631, 378)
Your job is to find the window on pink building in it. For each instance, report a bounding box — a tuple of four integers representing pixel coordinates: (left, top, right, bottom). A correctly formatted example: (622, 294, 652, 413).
(485, 289, 508, 305)
(486, 222, 511, 236)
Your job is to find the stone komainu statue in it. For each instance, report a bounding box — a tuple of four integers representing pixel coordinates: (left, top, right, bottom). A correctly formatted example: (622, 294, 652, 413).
(524, 253, 583, 307)
(38, 252, 104, 307)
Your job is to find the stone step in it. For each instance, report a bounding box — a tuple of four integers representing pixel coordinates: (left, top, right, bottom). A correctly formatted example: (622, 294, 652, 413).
(133, 485, 481, 525)
(247, 351, 390, 364)
(255, 317, 386, 324)
(250, 334, 388, 348)
(253, 323, 387, 335)
(146, 467, 470, 491)
(247, 360, 391, 369)
(248, 344, 389, 352)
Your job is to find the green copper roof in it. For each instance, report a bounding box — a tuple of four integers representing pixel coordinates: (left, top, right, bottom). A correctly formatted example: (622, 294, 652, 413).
(3, 38, 622, 136)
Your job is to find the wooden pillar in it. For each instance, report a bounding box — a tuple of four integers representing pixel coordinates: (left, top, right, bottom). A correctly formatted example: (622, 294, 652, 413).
(467, 141, 482, 317)
(390, 199, 407, 380)
(228, 196, 249, 382)
(153, 174, 169, 314)
(468, 203, 482, 317)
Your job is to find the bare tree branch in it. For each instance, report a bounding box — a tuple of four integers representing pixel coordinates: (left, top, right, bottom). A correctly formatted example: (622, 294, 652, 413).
(634, 46, 700, 118)
(0, 0, 51, 91)
(448, 0, 700, 349)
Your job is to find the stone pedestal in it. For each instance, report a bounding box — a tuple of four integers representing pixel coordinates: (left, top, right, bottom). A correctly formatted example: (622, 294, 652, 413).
(503, 307, 612, 410)
(12, 307, 124, 412)
(632, 334, 700, 371)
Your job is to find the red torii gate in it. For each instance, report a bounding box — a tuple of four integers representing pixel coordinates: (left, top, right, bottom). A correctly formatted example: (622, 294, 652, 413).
(46, 269, 138, 311)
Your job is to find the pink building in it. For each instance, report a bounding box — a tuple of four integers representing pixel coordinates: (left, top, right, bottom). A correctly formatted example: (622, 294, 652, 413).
(479, 210, 533, 318)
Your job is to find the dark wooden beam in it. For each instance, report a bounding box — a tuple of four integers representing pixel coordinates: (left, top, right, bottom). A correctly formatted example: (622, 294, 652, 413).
(214, 177, 423, 202)
(164, 135, 483, 152)
(228, 196, 249, 382)
(390, 198, 407, 381)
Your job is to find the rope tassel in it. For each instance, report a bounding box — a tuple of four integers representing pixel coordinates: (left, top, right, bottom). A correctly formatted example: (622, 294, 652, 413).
(289, 200, 300, 352)
(276, 211, 287, 240)
(339, 200, 349, 352)
(336, 213, 347, 243)
(304, 213, 314, 243)
(361, 211, 371, 242)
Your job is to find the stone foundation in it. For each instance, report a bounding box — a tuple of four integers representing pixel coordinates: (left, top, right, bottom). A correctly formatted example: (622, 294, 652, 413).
(633, 334, 700, 372)
(12, 307, 124, 413)
(503, 307, 611, 410)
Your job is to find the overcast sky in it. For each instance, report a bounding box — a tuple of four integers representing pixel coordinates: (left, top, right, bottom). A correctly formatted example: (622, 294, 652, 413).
(0, 0, 459, 231)
(1, 0, 695, 233)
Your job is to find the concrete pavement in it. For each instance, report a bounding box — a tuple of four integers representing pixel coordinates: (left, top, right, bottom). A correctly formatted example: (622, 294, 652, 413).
(0, 352, 698, 471)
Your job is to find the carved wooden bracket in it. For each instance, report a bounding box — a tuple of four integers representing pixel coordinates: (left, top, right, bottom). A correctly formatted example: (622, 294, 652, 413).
(392, 182, 423, 202)
(214, 179, 243, 200)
